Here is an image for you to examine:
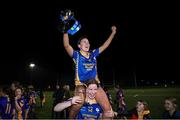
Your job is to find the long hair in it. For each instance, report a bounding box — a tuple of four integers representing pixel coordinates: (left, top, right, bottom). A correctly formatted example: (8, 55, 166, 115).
(138, 100, 149, 111)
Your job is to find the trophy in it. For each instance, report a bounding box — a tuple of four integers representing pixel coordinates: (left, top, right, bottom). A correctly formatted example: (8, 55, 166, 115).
(58, 9, 81, 35)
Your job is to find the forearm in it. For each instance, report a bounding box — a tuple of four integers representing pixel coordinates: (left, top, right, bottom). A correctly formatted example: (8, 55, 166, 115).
(63, 33, 70, 48)
(63, 33, 73, 57)
(99, 32, 115, 53)
(104, 32, 115, 48)
(54, 99, 72, 112)
(15, 100, 22, 111)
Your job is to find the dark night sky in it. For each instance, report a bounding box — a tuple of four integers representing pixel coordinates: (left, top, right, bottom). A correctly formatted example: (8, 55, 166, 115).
(0, 1, 179, 88)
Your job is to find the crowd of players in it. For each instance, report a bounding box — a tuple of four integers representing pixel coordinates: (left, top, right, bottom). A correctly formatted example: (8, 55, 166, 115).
(1, 81, 180, 119)
(0, 81, 45, 119)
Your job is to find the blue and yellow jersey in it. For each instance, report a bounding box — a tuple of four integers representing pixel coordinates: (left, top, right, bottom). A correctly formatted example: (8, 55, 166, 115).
(77, 102, 102, 119)
(72, 49, 100, 85)
(0, 96, 12, 119)
(13, 96, 29, 120)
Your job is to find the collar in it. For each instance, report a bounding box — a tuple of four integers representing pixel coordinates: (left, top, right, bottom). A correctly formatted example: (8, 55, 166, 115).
(85, 98, 97, 105)
(80, 50, 90, 59)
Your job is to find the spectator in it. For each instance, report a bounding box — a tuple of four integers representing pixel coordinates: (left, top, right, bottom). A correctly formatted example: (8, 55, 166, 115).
(128, 100, 151, 120)
(27, 85, 37, 119)
(62, 85, 71, 118)
(0, 87, 13, 119)
(52, 85, 64, 119)
(12, 87, 29, 120)
(163, 97, 180, 119)
(114, 85, 127, 119)
(9, 81, 20, 105)
(39, 89, 45, 108)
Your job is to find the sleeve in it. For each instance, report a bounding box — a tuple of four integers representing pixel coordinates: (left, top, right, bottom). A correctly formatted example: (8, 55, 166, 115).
(92, 48, 100, 57)
(72, 50, 78, 60)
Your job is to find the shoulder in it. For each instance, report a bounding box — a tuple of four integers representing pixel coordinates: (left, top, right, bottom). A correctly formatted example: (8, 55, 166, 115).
(73, 50, 79, 55)
(0, 96, 6, 101)
(92, 48, 99, 53)
(175, 111, 180, 117)
(74, 50, 78, 53)
(72, 50, 80, 58)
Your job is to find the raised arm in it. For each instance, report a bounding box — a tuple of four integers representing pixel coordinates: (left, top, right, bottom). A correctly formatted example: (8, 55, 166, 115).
(63, 33, 74, 57)
(99, 26, 117, 54)
(54, 96, 82, 112)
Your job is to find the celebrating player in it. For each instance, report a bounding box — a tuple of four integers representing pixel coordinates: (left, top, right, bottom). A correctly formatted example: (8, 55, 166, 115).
(63, 25, 116, 119)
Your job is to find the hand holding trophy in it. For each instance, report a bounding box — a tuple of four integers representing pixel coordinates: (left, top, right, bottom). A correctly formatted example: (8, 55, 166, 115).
(58, 9, 81, 35)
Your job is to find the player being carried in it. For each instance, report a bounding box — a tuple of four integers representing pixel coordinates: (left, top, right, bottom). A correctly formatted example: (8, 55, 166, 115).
(63, 24, 117, 119)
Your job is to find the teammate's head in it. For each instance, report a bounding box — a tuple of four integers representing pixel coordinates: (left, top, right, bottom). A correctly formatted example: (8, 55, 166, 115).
(11, 81, 20, 91)
(28, 85, 34, 91)
(85, 79, 99, 99)
(0, 88, 3, 97)
(136, 100, 149, 112)
(86, 79, 99, 99)
(164, 97, 178, 111)
(15, 87, 22, 97)
(56, 85, 60, 89)
(0, 87, 10, 97)
(63, 85, 70, 91)
(77, 36, 90, 52)
(114, 84, 120, 92)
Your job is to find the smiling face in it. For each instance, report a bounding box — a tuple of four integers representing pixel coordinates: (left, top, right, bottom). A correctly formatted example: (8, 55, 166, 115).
(86, 84, 98, 99)
(78, 38, 90, 52)
(136, 101, 145, 112)
(15, 88, 22, 98)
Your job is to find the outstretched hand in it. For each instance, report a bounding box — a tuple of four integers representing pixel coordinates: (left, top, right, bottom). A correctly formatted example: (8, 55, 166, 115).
(111, 26, 116, 34)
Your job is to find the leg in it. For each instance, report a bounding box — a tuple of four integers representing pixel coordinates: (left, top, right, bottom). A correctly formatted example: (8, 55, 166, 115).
(69, 85, 85, 119)
(95, 87, 114, 119)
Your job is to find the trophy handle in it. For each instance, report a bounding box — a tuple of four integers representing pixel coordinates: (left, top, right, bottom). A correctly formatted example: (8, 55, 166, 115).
(58, 9, 81, 35)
